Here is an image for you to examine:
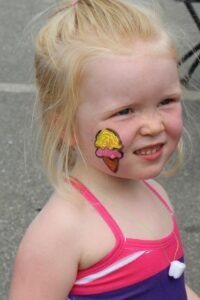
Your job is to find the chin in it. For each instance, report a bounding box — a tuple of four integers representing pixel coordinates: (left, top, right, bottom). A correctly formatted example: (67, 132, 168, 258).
(118, 166, 164, 181)
(139, 168, 164, 180)
(93, 162, 164, 181)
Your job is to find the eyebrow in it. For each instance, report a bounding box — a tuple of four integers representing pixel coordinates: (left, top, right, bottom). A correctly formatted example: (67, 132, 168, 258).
(102, 101, 137, 117)
(101, 89, 182, 117)
(161, 90, 182, 99)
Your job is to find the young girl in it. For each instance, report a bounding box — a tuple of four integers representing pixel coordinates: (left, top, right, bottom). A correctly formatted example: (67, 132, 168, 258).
(9, 0, 200, 299)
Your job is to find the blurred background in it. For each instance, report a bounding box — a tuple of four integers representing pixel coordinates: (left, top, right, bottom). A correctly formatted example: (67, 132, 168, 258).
(0, 0, 200, 299)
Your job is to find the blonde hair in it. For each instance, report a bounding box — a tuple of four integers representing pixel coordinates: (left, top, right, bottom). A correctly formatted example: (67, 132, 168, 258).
(35, 0, 180, 188)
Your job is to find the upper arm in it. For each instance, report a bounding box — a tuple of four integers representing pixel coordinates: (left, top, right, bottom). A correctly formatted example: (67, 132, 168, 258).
(9, 196, 82, 300)
(186, 285, 200, 300)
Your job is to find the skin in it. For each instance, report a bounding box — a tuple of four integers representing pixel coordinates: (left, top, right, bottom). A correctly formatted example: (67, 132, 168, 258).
(9, 42, 200, 299)
(74, 48, 183, 181)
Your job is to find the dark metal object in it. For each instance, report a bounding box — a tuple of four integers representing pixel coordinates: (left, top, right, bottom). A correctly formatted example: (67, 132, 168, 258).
(175, 0, 200, 86)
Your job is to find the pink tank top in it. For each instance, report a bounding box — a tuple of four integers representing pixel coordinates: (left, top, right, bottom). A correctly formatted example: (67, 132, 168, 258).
(67, 177, 187, 300)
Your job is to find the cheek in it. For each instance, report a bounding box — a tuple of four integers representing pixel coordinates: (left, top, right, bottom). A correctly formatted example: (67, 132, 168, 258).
(75, 115, 96, 147)
(94, 128, 125, 173)
(166, 109, 183, 142)
(115, 127, 137, 151)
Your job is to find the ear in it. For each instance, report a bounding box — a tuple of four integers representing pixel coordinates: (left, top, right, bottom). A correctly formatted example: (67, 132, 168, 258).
(51, 112, 77, 146)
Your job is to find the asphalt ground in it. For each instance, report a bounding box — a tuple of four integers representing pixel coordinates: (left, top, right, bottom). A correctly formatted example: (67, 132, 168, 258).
(0, 0, 200, 299)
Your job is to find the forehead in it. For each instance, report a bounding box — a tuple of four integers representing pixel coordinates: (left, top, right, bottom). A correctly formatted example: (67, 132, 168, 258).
(79, 44, 180, 111)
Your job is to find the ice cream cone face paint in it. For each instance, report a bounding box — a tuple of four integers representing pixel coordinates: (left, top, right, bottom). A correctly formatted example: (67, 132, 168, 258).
(95, 128, 124, 172)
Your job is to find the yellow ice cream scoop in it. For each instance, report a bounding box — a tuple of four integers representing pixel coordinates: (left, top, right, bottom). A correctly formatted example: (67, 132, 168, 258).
(95, 128, 122, 150)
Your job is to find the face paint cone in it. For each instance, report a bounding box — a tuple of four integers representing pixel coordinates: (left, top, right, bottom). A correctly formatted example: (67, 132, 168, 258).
(103, 157, 119, 173)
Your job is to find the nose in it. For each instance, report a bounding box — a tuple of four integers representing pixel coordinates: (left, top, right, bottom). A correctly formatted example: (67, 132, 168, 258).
(139, 112, 165, 136)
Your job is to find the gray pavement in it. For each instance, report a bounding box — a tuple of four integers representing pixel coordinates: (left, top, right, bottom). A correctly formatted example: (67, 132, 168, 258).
(1, 1, 200, 299)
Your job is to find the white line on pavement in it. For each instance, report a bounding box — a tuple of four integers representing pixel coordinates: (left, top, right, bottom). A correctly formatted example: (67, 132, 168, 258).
(0, 83, 35, 93)
(0, 83, 200, 101)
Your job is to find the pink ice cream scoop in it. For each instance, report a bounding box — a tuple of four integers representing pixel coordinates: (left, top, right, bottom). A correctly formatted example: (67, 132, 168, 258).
(95, 148, 123, 159)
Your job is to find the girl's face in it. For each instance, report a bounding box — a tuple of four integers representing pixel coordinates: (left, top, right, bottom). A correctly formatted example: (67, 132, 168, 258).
(74, 45, 183, 180)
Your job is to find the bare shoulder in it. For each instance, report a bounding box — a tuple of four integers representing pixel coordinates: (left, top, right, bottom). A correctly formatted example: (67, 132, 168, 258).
(146, 179, 174, 211)
(9, 186, 84, 300)
(186, 285, 200, 300)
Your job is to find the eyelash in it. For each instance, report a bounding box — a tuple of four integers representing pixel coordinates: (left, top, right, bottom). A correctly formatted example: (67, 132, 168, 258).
(159, 98, 175, 106)
(116, 108, 134, 116)
(112, 98, 178, 118)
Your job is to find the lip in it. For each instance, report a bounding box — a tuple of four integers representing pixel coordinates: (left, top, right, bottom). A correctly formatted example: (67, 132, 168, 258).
(134, 143, 164, 161)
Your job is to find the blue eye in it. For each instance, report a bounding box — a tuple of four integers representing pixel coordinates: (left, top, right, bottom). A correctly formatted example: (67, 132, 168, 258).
(117, 108, 133, 116)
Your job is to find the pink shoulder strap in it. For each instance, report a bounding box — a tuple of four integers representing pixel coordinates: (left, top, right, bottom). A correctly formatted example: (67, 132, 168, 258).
(68, 177, 125, 246)
(143, 180, 174, 214)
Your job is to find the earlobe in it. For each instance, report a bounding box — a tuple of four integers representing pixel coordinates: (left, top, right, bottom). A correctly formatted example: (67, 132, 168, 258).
(51, 112, 60, 124)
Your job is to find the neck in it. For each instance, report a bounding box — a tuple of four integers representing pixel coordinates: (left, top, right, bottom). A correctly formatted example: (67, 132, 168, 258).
(70, 160, 140, 197)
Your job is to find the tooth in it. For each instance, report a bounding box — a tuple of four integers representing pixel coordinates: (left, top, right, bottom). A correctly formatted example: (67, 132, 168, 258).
(135, 144, 162, 156)
(146, 150, 151, 155)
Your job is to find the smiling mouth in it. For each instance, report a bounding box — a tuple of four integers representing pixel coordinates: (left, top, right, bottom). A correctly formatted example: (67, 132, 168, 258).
(134, 144, 164, 156)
